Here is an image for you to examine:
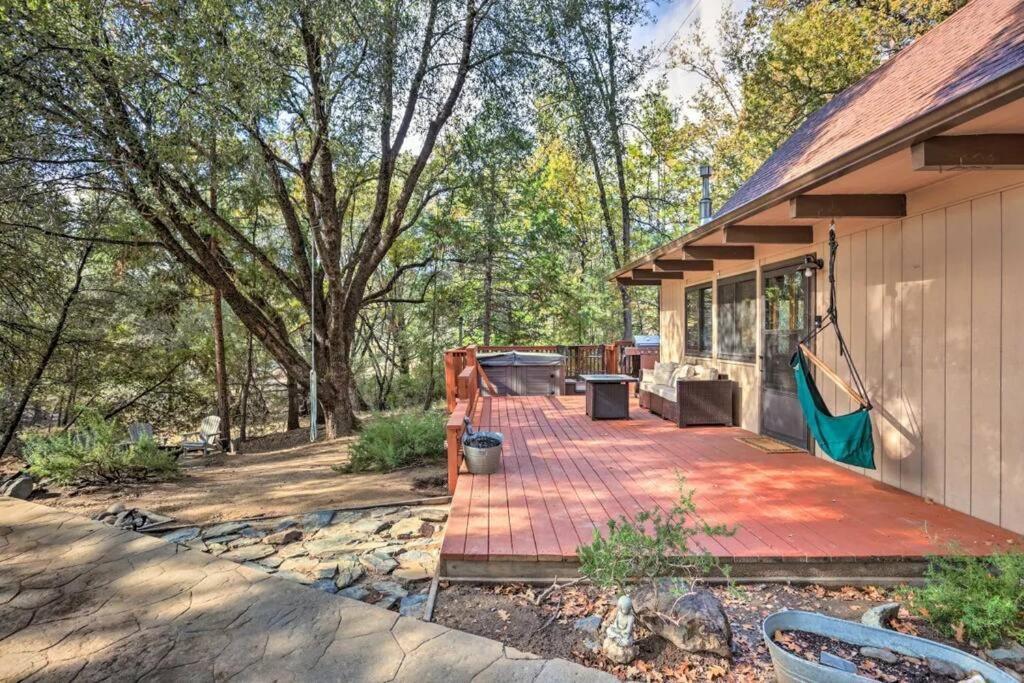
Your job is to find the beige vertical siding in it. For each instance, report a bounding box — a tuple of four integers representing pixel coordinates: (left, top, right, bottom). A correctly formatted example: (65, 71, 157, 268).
(658, 176, 1024, 533)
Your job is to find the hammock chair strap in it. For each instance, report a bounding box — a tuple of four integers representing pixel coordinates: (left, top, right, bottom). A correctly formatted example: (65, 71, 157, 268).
(798, 223, 873, 410)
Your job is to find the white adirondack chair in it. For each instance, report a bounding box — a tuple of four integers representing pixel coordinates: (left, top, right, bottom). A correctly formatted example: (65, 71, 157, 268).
(180, 416, 222, 456)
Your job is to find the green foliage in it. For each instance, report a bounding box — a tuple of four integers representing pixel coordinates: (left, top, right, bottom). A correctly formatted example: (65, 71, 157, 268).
(577, 477, 734, 593)
(904, 552, 1024, 647)
(23, 412, 178, 485)
(341, 411, 446, 473)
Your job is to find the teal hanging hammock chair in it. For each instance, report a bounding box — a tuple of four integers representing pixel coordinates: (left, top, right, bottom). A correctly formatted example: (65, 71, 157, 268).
(790, 223, 875, 469)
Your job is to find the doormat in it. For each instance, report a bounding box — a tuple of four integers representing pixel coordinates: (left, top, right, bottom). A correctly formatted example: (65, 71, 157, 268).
(736, 436, 807, 454)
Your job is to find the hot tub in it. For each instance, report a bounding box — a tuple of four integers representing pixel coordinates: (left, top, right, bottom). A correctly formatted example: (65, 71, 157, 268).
(477, 351, 566, 396)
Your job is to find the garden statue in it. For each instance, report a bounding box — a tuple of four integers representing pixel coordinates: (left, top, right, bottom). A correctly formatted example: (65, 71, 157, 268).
(602, 595, 638, 664)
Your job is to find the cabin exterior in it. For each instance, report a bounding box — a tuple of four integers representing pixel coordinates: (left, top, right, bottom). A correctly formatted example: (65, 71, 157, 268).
(613, 0, 1024, 535)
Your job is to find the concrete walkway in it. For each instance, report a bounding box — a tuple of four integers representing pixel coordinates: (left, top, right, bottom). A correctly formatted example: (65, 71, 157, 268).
(0, 498, 613, 682)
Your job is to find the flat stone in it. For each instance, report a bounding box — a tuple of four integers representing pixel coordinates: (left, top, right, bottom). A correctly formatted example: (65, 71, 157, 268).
(389, 518, 433, 539)
(311, 578, 338, 594)
(204, 533, 241, 545)
(399, 593, 428, 618)
(378, 509, 413, 524)
(416, 508, 449, 523)
(348, 518, 390, 535)
(397, 549, 434, 564)
(278, 544, 309, 559)
(206, 542, 228, 555)
(338, 585, 370, 601)
(860, 646, 898, 664)
(160, 527, 201, 544)
(185, 538, 208, 552)
(301, 510, 334, 529)
(535, 658, 617, 682)
(331, 510, 366, 524)
(202, 521, 249, 539)
(273, 517, 298, 532)
(927, 657, 966, 679)
(474, 657, 547, 683)
(368, 506, 401, 519)
(304, 536, 365, 559)
(227, 536, 260, 549)
(256, 555, 284, 569)
(360, 551, 398, 575)
(238, 526, 265, 538)
(391, 629, 503, 682)
(315, 563, 337, 581)
(374, 544, 408, 557)
(273, 570, 314, 585)
(220, 544, 276, 562)
(2, 476, 33, 500)
(242, 561, 275, 574)
(985, 642, 1024, 672)
(573, 615, 603, 634)
(393, 564, 432, 583)
(279, 557, 320, 574)
(820, 651, 857, 673)
(263, 528, 302, 545)
(861, 602, 901, 630)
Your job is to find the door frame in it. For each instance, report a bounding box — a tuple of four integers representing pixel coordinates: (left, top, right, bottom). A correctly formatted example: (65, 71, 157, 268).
(759, 255, 817, 449)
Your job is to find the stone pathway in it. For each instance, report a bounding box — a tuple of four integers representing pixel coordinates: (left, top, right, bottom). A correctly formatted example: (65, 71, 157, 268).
(0, 498, 613, 682)
(157, 503, 446, 617)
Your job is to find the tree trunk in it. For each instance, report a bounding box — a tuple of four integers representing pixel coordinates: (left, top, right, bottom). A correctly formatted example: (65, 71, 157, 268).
(286, 373, 300, 430)
(239, 333, 253, 441)
(212, 266, 232, 449)
(1, 244, 92, 456)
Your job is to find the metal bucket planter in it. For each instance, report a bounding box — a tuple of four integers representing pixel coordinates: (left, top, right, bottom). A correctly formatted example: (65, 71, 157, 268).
(762, 610, 1014, 683)
(462, 430, 503, 475)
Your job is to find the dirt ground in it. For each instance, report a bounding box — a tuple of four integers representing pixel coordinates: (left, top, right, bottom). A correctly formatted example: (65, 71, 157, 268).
(14, 428, 448, 525)
(433, 582, 993, 682)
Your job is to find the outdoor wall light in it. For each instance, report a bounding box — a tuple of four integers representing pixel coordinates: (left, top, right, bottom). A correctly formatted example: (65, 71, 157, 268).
(802, 255, 824, 278)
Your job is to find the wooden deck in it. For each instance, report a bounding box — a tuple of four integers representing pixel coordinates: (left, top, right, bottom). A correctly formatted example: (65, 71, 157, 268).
(441, 395, 1023, 581)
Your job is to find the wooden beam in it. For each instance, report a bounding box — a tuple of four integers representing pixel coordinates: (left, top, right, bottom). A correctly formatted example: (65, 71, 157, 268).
(911, 134, 1024, 170)
(790, 194, 906, 218)
(724, 225, 813, 244)
(682, 245, 755, 260)
(799, 344, 870, 408)
(631, 269, 685, 280)
(652, 259, 714, 272)
(615, 277, 660, 286)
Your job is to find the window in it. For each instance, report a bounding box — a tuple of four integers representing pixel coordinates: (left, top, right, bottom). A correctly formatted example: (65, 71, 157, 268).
(717, 273, 756, 361)
(685, 284, 712, 356)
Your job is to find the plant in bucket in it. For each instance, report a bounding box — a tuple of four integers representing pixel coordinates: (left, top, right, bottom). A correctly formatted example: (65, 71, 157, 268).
(461, 417, 502, 474)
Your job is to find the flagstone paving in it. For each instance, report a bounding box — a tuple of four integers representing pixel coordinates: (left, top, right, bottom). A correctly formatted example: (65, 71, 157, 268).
(0, 498, 613, 682)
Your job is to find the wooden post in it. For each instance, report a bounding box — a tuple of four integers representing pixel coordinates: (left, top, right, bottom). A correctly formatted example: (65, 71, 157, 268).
(443, 350, 458, 412)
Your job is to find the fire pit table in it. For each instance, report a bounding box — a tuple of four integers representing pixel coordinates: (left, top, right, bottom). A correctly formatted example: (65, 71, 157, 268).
(580, 374, 636, 420)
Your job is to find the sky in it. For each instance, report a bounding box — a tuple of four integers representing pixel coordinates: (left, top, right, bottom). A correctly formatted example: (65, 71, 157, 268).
(632, 0, 749, 107)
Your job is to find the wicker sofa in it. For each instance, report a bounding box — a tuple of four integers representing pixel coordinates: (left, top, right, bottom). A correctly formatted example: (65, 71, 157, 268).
(638, 361, 735, 427)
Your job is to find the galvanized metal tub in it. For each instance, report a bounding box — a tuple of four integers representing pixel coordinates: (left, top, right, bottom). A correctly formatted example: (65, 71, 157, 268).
(762, 610, 1014, 683)
(462, 430, 503, 475)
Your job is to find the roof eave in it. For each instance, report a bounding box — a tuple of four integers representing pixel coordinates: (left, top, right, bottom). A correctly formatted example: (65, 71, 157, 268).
(609, 64, 1024, 282)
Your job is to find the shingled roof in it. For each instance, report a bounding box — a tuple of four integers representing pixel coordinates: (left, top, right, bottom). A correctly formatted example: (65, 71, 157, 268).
(715, 0, 1024, 218)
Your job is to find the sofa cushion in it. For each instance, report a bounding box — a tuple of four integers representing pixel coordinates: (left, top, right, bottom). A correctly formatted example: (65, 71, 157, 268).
(640, 380, 657, 393)
(679, 364, 697, 379)
(652, 362, 678, 386)
(655, 384, 677, 401)
(694, 365, 719, 380)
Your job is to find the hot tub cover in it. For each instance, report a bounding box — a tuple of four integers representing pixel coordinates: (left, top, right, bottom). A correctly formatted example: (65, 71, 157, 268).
(476, 351, 565, 366)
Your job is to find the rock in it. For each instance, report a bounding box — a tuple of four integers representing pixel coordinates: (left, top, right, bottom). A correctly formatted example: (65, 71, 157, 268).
(206, 542, 228, 555)
(985, 642, 1024, 672)
(335, 559, 363, 589)
(378, 510, 413, 524)
(279, 557, 320, 574)
(220, 544, 276, 563)
(861, 602, 901, 630)
(348, 518, 390, 535)
(2, 475, 33, 500)
(399, 593, 429, 618)
(958, 674, 986, 683)
(278, 544, 309, 559)
(242, 562, 275, 574)
(202, 521, 249, 539)
(239, 527, 265, 538)
(374, 544, 409, 557)
(301, 510, 334, 530)
(397, 550, 434, 564)
(315, 563, 337, 581)
(392, 564, 432, 582)
(368, 506, 401, 519)
(373, 580, 408, 599)
(927, 657, 967, 679)
(205, 534, 242, 545)
(274, 570, 314, 585)
(185, 539, 208, 552)
(256, 555, 284, 569)
(304, 536, 365, 559)
(573, 615, 603, 635)
(601, 636, 637, 664)
(338, 585, 370, 601)
(273, 517, 298, 532)
(227, 536, 260, 549)
(820, 651, 857, 673)
(161, 527, 201, 544)
(632, 583, 731, 657)
(360, 551, 398, 574)
(416, 508, 448, 523)
(389, 517, 433, 539)
(311, 578, 338, 594)
(263, 528, 303, 545)
(331, 510, 366, 524)
(860, 646, 899, 664)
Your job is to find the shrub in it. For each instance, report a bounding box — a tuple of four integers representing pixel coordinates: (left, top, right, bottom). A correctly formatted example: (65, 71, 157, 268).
(23, 412, 178, 485)
(341, 410, 446, 473)
(577, 477, 735, 593)
(904, 551, 1024, 647)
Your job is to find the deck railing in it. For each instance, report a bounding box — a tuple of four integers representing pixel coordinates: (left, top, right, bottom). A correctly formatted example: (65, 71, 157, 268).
(441, 341, 637, 493)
